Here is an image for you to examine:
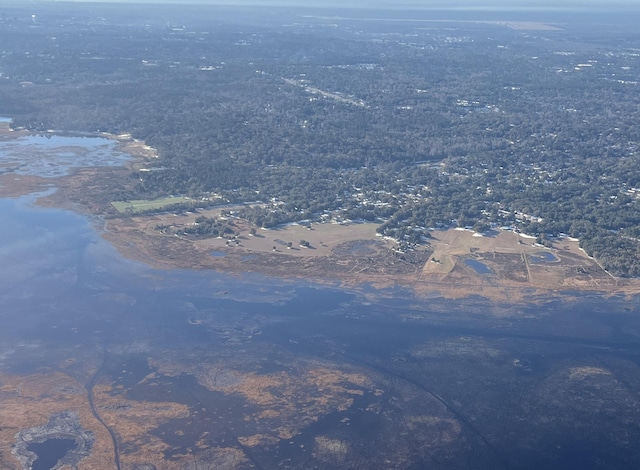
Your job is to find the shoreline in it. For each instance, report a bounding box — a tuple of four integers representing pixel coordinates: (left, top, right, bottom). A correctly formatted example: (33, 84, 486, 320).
(98, 214, 638, 304)
(1, 123, 639, 303)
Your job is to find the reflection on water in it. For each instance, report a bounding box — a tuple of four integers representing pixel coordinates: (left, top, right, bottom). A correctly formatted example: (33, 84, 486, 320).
(0, 193, 91, 292)
(1, 130, 640, 468)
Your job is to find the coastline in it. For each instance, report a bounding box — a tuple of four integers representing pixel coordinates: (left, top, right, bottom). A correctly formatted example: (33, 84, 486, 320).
(48, 170, 640, 304)
(97, 213, 636, 304)
(1, 123, 638, 304)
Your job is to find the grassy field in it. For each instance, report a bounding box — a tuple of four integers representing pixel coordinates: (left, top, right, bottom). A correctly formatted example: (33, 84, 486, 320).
(111, 196, 192, 214)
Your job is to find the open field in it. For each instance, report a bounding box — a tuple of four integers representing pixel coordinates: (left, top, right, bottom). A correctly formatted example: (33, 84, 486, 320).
(102, 209, 428, 286)
(136, 205, 386, 257)
(412, 228, 620, 301)
(1, 122, 636, 301)
(111, 196, 193, 214)
(96, 200, 632, 302)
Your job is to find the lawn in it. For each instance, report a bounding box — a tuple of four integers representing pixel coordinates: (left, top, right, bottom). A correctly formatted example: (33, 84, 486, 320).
(111, 196, 193, 214)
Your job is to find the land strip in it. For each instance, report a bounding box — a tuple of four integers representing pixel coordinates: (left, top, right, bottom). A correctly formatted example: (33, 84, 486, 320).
(1, 122, 637, 302)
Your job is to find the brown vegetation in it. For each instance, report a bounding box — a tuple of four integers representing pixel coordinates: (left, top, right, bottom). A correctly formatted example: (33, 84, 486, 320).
(1, 125, 637, 302)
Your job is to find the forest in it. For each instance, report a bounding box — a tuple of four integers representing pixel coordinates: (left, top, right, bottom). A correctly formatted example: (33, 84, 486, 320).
(1, 3, 640, 275)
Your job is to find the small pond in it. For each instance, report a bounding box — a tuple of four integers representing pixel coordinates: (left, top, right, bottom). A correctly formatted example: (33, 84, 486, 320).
(464, 258, 492, 274)
(28, 438, 77, 470)
(529, 251, 558, 263)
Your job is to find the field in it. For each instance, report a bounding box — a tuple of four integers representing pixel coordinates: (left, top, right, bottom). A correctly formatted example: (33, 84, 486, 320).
(111, 196, 193, 214)
(6, 119, 631, 301)
(96, 198, 634, 303)
(412, 228, 620, 301)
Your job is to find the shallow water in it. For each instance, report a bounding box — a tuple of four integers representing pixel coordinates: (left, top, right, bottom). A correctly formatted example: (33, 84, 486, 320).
(0, 133, 130, 177)
(2, 193, 640, 468)
(464, 258, 492, 274)
(1, 136, 640, 468)
(28, 438, 77, 470)
(529, 251, 559, 263)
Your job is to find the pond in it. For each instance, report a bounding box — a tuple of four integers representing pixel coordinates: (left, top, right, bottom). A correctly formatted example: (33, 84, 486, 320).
(28, 438, 77, 470)
(529, 251, 559, 263)
(464, 258, 492, 274)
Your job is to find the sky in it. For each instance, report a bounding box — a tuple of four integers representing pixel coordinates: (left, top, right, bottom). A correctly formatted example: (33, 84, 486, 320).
(5, 0, 640, 12)
(17, 0, 640, 5)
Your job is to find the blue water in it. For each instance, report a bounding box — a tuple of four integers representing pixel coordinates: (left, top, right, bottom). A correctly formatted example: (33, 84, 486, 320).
(0, 134, 131, 177)
(529, 251, 558, 263)
(1, 134, 640, 468)
(464, 258, 492, 274)
(28, 438, 77, 470)
(1, 193, 640, 468)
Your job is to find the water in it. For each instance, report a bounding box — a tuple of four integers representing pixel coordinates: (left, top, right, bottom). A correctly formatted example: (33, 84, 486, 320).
(529, 251, 559, 263)
(1, 136, 640, 468)
(0, 192, 93, 292)
(464, 258, 492, 274)
(0, 134, 130, 177)
(2, 193, 640, 469)
(27, 439, 77, 470)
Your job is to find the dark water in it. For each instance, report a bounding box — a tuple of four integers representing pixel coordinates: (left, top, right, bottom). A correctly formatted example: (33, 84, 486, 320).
(27, 438, 77, 470)
(529, 251, 558, 263)
(464, 258, 492, 274)
(2, 192, 640, 468)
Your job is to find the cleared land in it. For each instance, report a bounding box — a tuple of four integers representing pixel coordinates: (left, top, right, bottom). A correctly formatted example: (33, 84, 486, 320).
(37, 163, 640, 301)
(0, 123, 636, 301)
(412, 228, 620, 301)
(111, 196, 193, 214)
(97, 201, 630, 302)
(136, 205, 384, 257)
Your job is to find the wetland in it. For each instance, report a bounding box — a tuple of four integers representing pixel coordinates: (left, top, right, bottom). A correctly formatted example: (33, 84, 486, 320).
(2, 5, 640, 467)
(1, 124, 640, 469)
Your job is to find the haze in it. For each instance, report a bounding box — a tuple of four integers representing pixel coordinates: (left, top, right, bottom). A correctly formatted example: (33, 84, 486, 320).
(14, 0, 640, 11)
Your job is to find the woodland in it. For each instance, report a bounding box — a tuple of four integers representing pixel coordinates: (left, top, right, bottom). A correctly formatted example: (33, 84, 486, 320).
(1, 4, 640, 275)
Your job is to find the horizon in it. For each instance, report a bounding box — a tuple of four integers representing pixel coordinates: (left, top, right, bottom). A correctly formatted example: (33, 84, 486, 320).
(2, 0, 639, 11)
